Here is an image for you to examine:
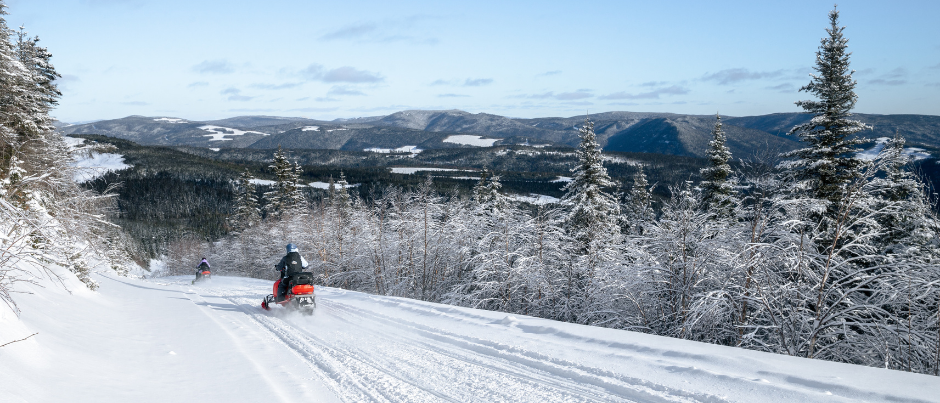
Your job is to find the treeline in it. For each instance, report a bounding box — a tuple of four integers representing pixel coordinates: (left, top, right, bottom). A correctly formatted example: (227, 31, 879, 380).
(167, 9, 940, 375)
(0, 2, 130, 312)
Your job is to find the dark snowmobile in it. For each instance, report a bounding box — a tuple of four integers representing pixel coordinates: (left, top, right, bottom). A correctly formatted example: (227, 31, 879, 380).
(192, 269, 211, 284)
(262, 272, 316, 315)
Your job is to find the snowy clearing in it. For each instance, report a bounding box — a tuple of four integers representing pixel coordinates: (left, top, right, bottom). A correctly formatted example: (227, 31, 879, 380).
(443, 135, 501, 147)
(309, 182, 359, 189)
(209, 147, 220, 151)
(390, 167, 468, 174)
(551, 176, 573, 183)
(364, 146, 423, 154)
(72, 153, 132, 182)
(198, 125, 268, 141)
(510, 194, 560, 205)
(249, 179, 276, 186)
(2, 273, 937, 403)
(857, 137, 932, 161)
(153, 117, 187, 123)
(302, 126, 320, 131)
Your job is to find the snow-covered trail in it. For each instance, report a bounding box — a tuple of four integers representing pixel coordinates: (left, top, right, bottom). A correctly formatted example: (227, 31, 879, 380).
(3, 274, 939, 403)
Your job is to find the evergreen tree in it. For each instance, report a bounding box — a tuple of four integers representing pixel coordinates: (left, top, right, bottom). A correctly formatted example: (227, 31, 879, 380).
(561, 118, 621, 250)
(623, 166, 654, 235)
(700, 114, 734, 216)
(263, 146, 303, 218)
(231, 169, 260, 231)
(780, 6, 869, 212)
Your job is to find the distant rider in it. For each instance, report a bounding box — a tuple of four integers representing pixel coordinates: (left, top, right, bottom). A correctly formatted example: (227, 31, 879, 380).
(275, 244, 308, 301)
(195, 258, 210, 280)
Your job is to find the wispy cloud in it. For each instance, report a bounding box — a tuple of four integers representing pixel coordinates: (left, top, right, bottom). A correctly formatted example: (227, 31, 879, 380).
(766, 83, 795, 93)
(319, 15, 440, 45)
(930, 62, 940, 70)
(515, 90, 593, 101)
(320, 23, 378, 40)
(187, 81, 209, 88)
(327, 86, 367, 96)
(192, 59, 236, 75)
(430, 79, 454, 86)
(537, 70, 562, 77)
(598, 85, 689, 100)
(316, 97, 339, 102)
(290, 107, 340, 113)
(296, 64, 384, 83)
(438, 93, 469, 98)
(251, 82, 303, 90)
(701, 68, 785, 85)
(463, 78, 493, 87)
(869, 67, 907, 86)
(221, 87, 255, 101)
(121, 101, 148, 106)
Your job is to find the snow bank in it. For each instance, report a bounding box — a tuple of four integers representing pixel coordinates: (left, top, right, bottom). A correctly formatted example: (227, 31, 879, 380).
(198, 125, 268, 142)
(443, 135, 501, 147)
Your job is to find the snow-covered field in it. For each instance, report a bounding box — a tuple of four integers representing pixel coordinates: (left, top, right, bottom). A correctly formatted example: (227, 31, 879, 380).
(857, 137, 932, 161)
(302, 126, 320, 131)
(2, 273, 937, 403)
(153, 117, 187, 123)
(65, 136, 132, 182)
(443, 135, 501, 147)
(198, 125, 268, 141)
(364, 146, 423, 154)
(247, 179, 359, 189)
(510, 193, 560, 205)
(390, 167, 467, 174)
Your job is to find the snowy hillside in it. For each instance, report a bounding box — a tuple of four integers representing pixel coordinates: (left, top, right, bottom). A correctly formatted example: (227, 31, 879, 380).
(2, 273, 937, 403)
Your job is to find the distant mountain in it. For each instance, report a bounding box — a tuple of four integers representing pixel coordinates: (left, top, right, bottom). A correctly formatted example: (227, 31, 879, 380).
(60, 115, 270, 148)
(59, 110, 940, 161)
(202, 115, 325, 128)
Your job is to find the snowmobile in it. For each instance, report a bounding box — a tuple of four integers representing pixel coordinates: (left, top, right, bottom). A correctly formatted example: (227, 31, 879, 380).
(192, 269, 212, 284)
(261, 272, 316, 315)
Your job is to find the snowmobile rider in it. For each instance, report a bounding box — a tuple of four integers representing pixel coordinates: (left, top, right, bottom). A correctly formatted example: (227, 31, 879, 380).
(195, 258, 210, 279)
(274, 244, 308, 301)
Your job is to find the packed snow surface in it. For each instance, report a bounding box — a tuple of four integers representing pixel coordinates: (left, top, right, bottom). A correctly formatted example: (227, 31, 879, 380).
(198, 125, 268, 141)
(390, 167, 466, 174)
(442, 135, 501, 147)
(3, 274, 937, 402)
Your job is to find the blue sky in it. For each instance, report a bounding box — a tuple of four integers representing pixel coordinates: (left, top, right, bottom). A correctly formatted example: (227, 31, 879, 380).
(7, 0, 940, 122)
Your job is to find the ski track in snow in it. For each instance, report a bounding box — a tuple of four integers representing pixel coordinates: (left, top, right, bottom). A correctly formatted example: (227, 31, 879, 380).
(147, 276, 937, 403)
(188, 281, 700, 403)
(7, 274, 937, 403)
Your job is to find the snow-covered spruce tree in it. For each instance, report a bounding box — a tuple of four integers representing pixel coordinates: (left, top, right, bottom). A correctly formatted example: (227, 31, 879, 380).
(231, 169, 260, 232)
(700, 114, 735, 217)
(558, 118, 622, 323)
(780, 6, 869, 215)
(622, 166, 654, 235)
(263, 147, 304, 218)
(561, 118, 621, 250)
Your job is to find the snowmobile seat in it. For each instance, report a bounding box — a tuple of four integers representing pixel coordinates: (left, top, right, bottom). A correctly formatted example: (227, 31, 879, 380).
(290, 272, 313, 287)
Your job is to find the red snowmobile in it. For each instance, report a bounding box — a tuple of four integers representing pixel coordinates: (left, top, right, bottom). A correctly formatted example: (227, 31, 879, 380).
(262, 272, 316, 315)
(192, 270, 211, 284)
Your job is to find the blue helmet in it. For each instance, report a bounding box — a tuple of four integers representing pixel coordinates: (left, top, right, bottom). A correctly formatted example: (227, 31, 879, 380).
(286, 243, 298, 253)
